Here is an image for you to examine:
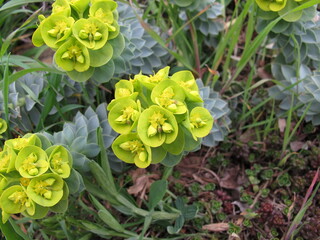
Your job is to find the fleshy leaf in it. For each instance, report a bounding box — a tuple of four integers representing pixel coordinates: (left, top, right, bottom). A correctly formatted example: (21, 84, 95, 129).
(88, 42, 113, 67)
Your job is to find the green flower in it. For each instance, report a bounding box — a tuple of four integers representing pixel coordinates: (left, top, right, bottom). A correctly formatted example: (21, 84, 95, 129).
(0, 118, 7, 135)
(15, 146, 49, 178)
(46, 146, 73, 178)
(67, 0, 90, 16)
(27, 173, 64, 207)
(115, 80, 135, 99)
(5, 134, 41, 152)
(89, 0, 117, 31)
(151, 80, 187, 115)
(0, 174, 8, 194)
(136, 66, 170, 90)
(55, 38, 90, 72)
(32, 15, 47, 47)
(0, 185, 34, 217)
(73, 17, 109, 50)
(112, 133, 152, 168)
(0, 147, 16, 173)
(108, 98, 141, 134)
(52, 0, 71, 16)
(255, 0, 287, 12)
(184, 107, 214, 140)
(171, 70, 203, 102)
(137, 105, 178, 147)
(40, 14, 74, 49)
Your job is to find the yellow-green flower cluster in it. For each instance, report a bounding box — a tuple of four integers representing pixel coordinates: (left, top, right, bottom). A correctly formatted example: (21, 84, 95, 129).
(32, 0, 119, 80)
(0, 134, 72, 223)
(256, 0, 308, 22)
(108, 67, 214, 168)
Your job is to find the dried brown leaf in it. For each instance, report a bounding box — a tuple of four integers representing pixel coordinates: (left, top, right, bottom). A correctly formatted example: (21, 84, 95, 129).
(202, 223, 229, 232)
(278, 118, 286, 133)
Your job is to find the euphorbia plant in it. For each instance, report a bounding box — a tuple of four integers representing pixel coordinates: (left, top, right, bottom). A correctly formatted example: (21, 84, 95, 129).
(109, 67, 214, 168)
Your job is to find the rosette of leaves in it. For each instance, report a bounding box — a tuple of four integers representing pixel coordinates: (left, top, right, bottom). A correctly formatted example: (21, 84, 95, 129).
(196, 80, 232, 147)
(32, 0, 124, 82)
(257, 11, 320, 68)
(114, 2, 171, 75)
(108, 67, 214, 168)
(171, 0, 224, 47)
(269, 64, 320, 125)
(0, 72, 96, 132)
(0, 133, 74, 223)
(255, 0, 316, 22)
(42, 103, 118, 172)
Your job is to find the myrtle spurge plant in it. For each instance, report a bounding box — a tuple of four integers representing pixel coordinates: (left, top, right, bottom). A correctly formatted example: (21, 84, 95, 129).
(32, 0, 120, 81)
(256, 0, 314, 22)
(108, 67, 214, 168)
(0, 134, 72, 223)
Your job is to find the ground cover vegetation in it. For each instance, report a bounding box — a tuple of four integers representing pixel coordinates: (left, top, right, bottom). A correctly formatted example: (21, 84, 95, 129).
(0, 0, 319, 239)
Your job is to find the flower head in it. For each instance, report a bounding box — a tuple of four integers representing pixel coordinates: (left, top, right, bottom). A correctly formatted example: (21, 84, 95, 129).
(27, 173, 64, 207)
(184, 107, 214, 140)
(73, 17, 109, 50)
(5, 134, 41, 152)
(255, 0, 287, 12)
(89, 0, 117, 30)
(112, 133, 152, 168)
(171, 70, 203, 102)
(46, 146, 72, 178)
(0, 185, 34, 216)
(40, 14, 74, 49)
(108, 99, 140, 134)
(136, 66, 170, 90)
(137, 105, 178, 147)
(151, 80, 187, 114)
(55, 38, 90, 72)
(15, 146, 49, 178)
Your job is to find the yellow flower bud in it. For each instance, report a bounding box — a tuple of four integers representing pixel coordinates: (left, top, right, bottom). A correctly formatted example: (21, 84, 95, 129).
(139, 151, 147, 162)
(43, 191, 52, 199)
(148, 125, 157, 137)
(119, 142, 132, 151)
(162, 122, 173, 133)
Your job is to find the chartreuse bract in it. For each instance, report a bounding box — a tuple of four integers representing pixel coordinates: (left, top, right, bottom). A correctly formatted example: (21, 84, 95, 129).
(32, 0, 121, 81)
(0, 134, 73, 223)
(0, 118, 7, 138)
(109, 67, 213, 168)
(255, 0, 315, 22)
